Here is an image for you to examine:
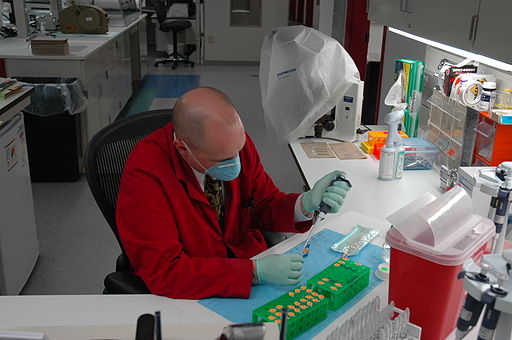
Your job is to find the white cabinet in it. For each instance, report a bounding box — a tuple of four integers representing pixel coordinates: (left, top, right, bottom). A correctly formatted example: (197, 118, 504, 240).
(472, 1, 512, 64)
(115, 34, 132, 112)
(368, 0, 511, 63)
(408, 0, 479, 52)
(367, 0, 411, 32)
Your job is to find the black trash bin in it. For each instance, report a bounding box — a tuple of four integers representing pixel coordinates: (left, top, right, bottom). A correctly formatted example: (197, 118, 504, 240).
(16, 77, 87, 182)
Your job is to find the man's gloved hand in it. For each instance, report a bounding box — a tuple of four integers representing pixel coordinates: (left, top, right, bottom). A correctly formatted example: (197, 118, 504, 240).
(256, 254, 303, 285)
(302, 170, 351, 214)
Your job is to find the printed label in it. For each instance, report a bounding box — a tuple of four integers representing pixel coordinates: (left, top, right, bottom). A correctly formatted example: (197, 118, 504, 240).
(4, 138, 18, 172)
(478, 327, 493, 340)
(460, 309, 472, 321)
(395, 151, 404, 179)
(378, 152, 395, 180)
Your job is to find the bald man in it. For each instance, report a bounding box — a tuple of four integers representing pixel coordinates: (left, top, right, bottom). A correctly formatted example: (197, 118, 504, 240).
(116, 87, 350, 299)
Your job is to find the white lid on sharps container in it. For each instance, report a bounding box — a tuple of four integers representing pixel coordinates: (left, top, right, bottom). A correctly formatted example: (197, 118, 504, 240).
(385, 186, 495, 266)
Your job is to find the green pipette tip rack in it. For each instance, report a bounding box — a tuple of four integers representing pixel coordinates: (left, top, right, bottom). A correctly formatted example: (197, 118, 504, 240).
(252, 258, 370, 339)
(307, 257, 370, 311)
(252, 284, 329, 339)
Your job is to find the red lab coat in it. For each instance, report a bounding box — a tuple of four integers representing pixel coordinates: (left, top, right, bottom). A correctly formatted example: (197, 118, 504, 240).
(116, 123, 312, 299)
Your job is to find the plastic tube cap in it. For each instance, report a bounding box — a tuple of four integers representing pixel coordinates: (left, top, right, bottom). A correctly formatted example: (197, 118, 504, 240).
(375, 263, 390, 281)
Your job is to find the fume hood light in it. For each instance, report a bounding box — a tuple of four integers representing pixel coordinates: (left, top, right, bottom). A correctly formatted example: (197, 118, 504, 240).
(388, 27, 512, 72)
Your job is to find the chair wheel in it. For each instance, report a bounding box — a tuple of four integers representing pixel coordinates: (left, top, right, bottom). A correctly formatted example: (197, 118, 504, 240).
(172, 65, 176, 70)
(190, 62, 195, 68)
(154, 63, 158, 67)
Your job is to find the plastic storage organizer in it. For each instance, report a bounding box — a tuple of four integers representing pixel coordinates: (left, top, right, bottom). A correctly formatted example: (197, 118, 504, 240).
(402, 137, 438, 170)
(252, 258, 370, 339)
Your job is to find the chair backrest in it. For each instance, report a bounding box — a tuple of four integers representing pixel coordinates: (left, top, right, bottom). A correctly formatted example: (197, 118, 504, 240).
(147, 0, 168, 24)
(85, 109, 173, 252)
(147, 0, 195, 24)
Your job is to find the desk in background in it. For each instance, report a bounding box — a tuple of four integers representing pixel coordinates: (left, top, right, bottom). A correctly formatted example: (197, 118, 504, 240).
(0, 14, 148, 158)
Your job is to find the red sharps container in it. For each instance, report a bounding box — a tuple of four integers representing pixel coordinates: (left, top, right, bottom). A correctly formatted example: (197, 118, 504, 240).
(386, 186, 494, 340)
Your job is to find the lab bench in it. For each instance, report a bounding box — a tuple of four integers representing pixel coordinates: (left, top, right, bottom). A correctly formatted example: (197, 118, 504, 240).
(0, 14, 148, 159)
(288, 132, 442, 221)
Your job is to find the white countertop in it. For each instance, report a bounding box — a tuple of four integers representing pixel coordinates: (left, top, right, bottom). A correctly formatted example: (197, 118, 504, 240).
(0, 86, 33, 127)
(289, 136, 443, 221)
(0, 14, 146, 61)
(0, 210, 478, 339)
(0, 212, 389, 340)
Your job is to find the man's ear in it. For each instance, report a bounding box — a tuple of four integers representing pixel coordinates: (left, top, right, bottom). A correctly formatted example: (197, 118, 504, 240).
(173, 139, 187, 153)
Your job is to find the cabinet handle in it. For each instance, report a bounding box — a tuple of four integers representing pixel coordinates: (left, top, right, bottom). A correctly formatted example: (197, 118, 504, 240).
(105, 70, 109, 79)
(468, 15, 478, 41)
(400, 0, 412, 13)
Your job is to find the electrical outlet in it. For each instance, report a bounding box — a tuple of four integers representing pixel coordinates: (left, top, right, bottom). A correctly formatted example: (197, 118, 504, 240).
(208, 35, 214, 43)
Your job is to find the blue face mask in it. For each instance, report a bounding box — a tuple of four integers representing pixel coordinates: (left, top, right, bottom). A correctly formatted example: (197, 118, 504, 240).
(182, 140, 241, 181)
(204, 155, 241, 181)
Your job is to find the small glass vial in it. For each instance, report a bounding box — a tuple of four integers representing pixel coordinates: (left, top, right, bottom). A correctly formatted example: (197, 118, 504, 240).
(479, 81, 497, 111)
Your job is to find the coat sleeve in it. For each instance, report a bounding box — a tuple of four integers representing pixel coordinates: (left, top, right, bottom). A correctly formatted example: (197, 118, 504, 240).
(117, 156, 253, 300)
(244, 136, 312, 233)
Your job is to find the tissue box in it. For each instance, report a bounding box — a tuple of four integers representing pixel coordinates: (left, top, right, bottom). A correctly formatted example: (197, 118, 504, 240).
(403, 137, 438, 170)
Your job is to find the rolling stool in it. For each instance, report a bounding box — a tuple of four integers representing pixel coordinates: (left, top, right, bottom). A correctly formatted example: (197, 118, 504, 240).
(154, 20, 195, 69)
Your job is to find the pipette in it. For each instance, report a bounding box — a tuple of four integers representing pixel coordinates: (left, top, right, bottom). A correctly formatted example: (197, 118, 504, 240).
(301, 174, 352, 257)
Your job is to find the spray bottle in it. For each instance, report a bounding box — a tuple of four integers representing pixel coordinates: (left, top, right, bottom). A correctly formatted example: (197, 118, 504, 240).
(378, 110, 405, 181)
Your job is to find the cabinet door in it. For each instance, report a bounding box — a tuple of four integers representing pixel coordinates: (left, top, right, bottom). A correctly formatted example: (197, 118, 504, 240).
(83, 75, 104, 141)
(116, 36, 133, 111)
(408, 0, 479, 51)
(368, 0, 412, 32)
(473, 1, 512, 64)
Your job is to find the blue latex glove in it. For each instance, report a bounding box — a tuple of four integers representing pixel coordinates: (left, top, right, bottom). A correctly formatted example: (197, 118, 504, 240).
(256, 254, 303, 285)
(302, 170, 351, 214)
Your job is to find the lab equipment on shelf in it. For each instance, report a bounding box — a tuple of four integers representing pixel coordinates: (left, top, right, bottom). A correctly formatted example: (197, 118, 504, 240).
(386, 186, 495, 340)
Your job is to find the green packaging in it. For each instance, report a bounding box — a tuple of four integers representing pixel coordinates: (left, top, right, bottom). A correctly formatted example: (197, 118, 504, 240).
(394, 59, 425, 137)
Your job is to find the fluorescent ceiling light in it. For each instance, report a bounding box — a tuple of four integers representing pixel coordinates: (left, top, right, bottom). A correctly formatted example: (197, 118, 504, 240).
(388, 27, 512, 72)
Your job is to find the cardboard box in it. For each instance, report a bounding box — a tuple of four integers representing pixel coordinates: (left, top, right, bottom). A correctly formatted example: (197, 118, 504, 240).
(31, 38, 69, 56)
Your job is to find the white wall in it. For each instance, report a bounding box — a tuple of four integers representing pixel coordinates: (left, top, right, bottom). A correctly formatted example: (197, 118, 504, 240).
(203, 0, 289, 62)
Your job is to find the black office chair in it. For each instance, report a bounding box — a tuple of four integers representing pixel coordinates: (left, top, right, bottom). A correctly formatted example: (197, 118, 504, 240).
(149, 0, 195, 69)
(85, 109, 173, 294)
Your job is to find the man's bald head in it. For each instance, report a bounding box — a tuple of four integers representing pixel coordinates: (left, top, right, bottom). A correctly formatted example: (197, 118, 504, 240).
(173, 87, 246, 172)
(173, 87, 237, 150)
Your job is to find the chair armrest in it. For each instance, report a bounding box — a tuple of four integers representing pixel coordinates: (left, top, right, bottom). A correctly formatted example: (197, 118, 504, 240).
(104, 272, 151, 294)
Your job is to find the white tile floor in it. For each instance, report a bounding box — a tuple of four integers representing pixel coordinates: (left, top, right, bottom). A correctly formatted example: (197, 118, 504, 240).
(21, 62, 305, 295)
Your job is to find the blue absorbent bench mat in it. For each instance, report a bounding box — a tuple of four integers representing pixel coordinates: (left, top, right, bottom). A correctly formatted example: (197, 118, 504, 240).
(199, 228, 384, 340)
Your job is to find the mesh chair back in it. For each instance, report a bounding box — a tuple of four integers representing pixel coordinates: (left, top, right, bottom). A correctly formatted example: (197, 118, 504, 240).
(85, 110, 173, 251)
(147, 0, 168, 24)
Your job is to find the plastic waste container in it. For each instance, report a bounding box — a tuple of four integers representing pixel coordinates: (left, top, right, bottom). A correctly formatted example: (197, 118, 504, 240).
(385, 186, 495, 340)
(15, 77, 87, 182)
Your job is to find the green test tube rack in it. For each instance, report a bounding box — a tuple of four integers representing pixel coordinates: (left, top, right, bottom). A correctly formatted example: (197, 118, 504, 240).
(307, 258, 370, 311)
(252, 285, 329, 339)
(252, 258, 370, 339)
